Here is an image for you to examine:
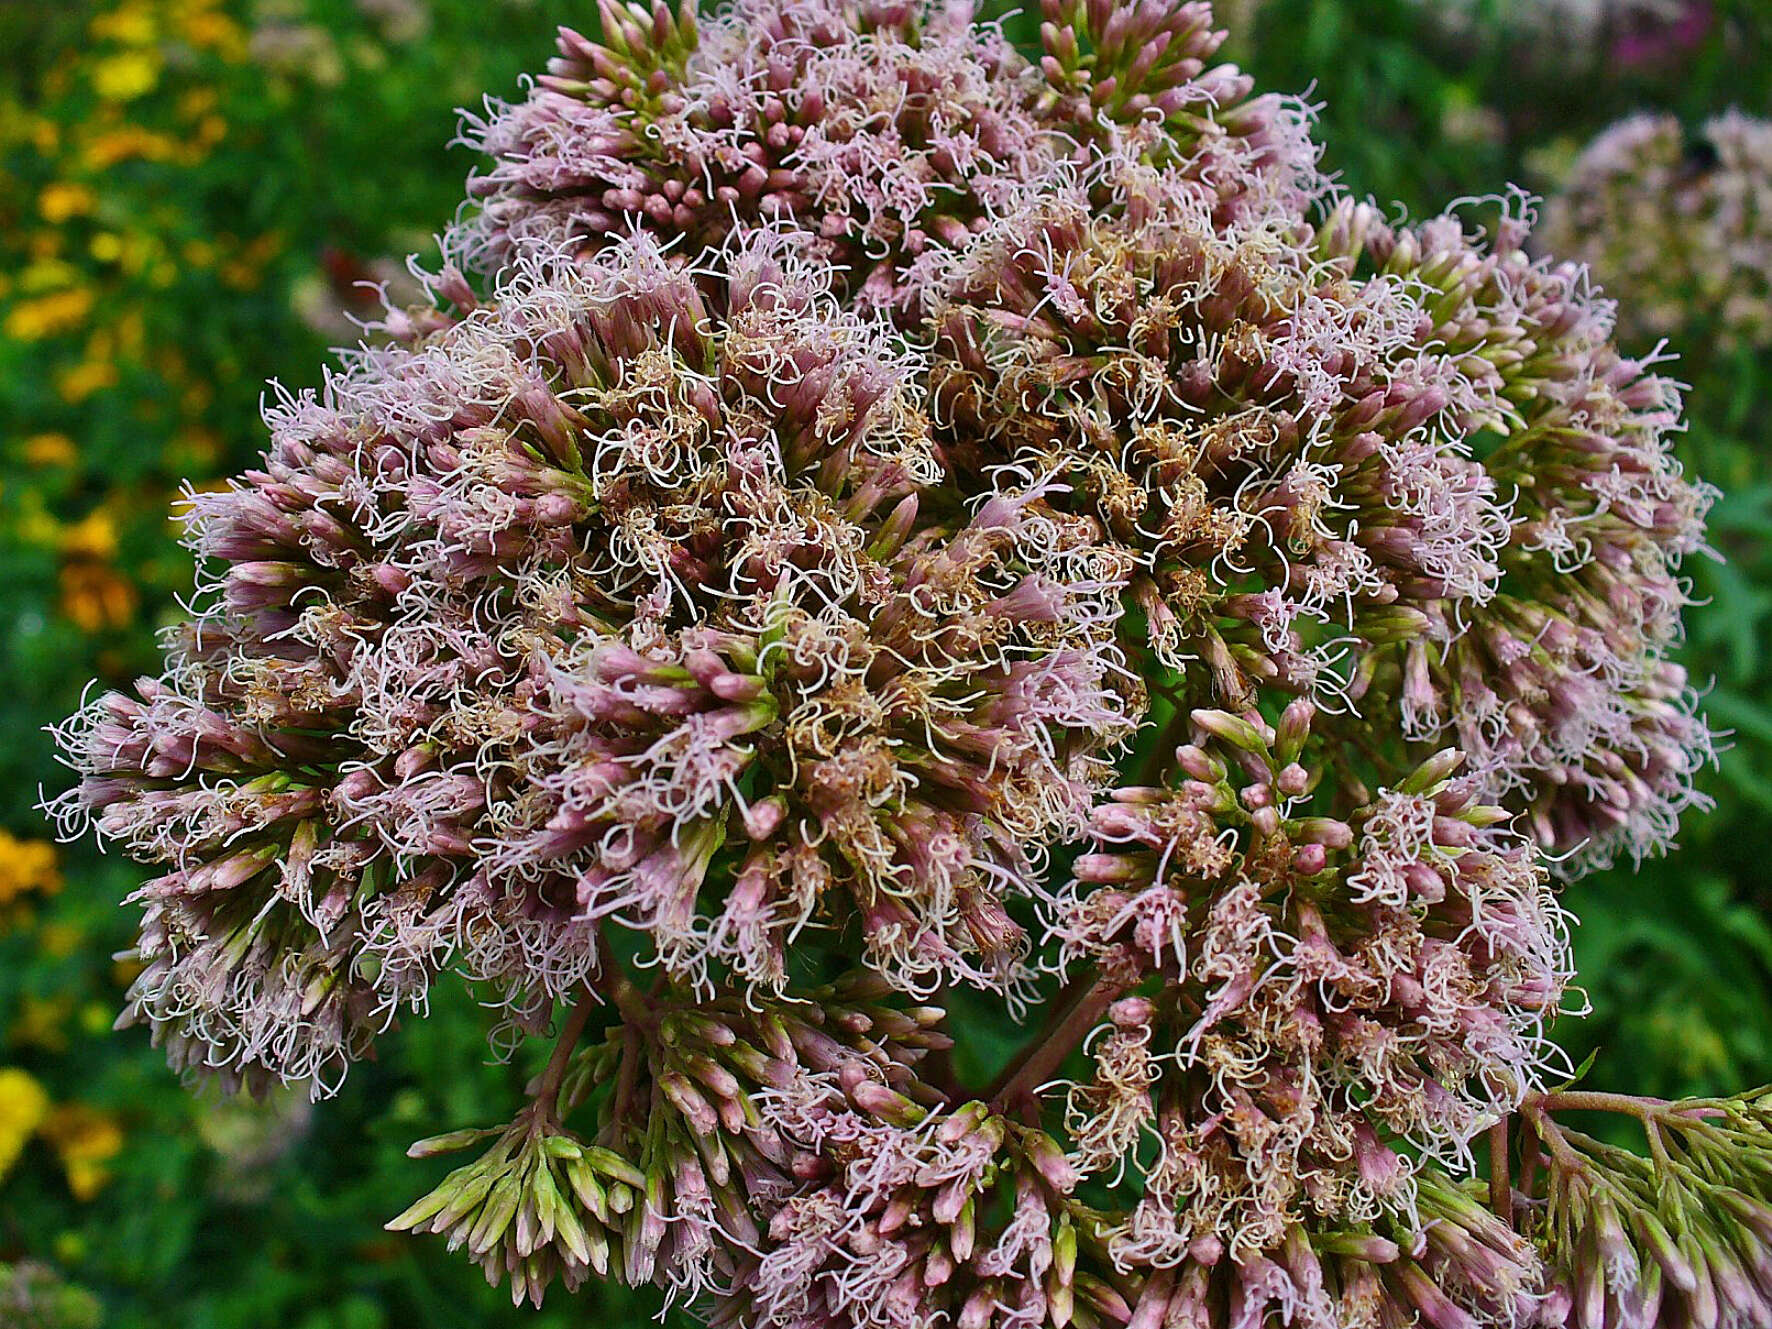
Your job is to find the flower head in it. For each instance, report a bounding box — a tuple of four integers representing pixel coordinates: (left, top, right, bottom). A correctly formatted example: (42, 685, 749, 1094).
(1542, 110, 1772, 357)
(48, 226, 1135, 1093)
(1061, 711, 1573, 1265)
(40, 2, 1746, 1323)
(455, 0, 1320, 316)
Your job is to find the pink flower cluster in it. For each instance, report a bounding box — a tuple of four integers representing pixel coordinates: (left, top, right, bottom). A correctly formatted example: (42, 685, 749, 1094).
(1059, 709, 1572, 1265)
(50, 227, 1132, 1090)
(46, 2, 1751, 1326)
(1543, 110, 1772, 357)
(454, 0, 1320, 315)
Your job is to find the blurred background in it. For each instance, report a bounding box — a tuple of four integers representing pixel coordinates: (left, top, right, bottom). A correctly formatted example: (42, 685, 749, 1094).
(0, 0, 1768, 1324)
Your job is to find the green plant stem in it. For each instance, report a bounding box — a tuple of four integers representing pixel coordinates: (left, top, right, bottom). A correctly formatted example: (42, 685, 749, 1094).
(609, 1019, 644, 1129)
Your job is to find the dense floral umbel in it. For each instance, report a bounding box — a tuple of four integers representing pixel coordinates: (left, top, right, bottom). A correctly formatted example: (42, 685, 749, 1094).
(47, 227, 1136, 1091)
(931, 153, 1509, 698)
(1542, 110, 1772, 357)
(454, 0, 1320, 315)
(933, 148, 1714, 874)
(42, 1, 1759, 1326)
(1317, 198, 1716, 873)
(1058, 708, 1572, 1263)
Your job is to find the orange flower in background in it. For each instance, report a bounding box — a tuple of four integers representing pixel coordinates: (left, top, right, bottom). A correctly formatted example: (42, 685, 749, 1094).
(20, 434, 78, 468)
(168, 0, 249, 61)
(0, 832, 60, 909)
(59, 564, 138, 632)
(219, 230, 284, 291)
(79, 123, 182, 168)
(40, 1104, 125, 1201)
(57, 510, 138, 632)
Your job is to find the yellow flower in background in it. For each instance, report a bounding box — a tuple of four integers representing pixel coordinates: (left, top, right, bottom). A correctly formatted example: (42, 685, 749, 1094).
(15, 498, 64, 550)
(57, 359, 120, 404)
(4, 287, 94, 340)
(79, 1002, 113, 1038)
(0, 1070, 51, 1179)
(38, 182, 97, 225)
(17, 260, 80, 294)
(40, 922, 88, 960)
(10, 995, 77, 1054)
(169, 424, 223, 470)
(0, 832, 60, 907)
(89, 4, 159, 46)
(90, 49, 163, 102)
(41, 1105, 125, 1200)
(21, 433, 78, 467)
(59, 511, 120, 562)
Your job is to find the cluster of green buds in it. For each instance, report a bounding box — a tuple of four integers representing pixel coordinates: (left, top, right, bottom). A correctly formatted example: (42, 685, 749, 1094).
(389, 971, 962, 1309)
(1523, 1088, 1772, 1329)
(388, 1102, 648, 1306)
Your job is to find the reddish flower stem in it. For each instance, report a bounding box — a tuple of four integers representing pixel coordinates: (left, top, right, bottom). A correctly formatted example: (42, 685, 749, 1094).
(988, 972, 1128, 1112)
(1488, 1116, 1513, 1224)
(535, 988, 599, 1124)
(1527, 1089, 1670, 1118)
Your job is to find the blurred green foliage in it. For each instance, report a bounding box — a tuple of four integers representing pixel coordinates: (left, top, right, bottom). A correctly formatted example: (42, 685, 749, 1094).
(0, 0, 1769, 1323)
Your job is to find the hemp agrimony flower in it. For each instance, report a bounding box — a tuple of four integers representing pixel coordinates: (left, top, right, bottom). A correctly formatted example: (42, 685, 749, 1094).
(1418, 0, 1716, 74)
(47, 224, 1131, 1090)
(1542, 110, 1772, 358)
(44, 2, 1765, 1325)
(454, 0, 1320, 315)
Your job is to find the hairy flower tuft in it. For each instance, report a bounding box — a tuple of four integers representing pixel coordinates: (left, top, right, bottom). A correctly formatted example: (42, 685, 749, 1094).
(40, 2, 1750, 1325)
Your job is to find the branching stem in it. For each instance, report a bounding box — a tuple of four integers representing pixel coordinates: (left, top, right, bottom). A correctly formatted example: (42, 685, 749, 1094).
(535, 989, 598, 1125)
(1528, 1089, 1670, 1119)
(1488, 1116, 1512, 1224)
(988, 971, 1129, 1112)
